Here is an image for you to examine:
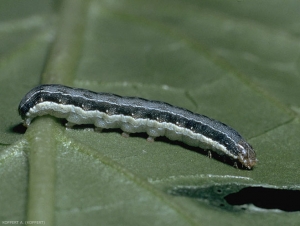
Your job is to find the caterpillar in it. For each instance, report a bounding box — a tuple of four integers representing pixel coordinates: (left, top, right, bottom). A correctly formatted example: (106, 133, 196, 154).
(18, 84, 257, 169)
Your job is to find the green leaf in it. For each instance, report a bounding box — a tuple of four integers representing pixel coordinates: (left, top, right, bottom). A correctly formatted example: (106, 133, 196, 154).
(1, 0, 300, 225)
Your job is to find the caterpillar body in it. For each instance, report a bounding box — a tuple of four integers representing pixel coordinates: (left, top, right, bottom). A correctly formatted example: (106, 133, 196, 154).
(18, 84, 257, 169)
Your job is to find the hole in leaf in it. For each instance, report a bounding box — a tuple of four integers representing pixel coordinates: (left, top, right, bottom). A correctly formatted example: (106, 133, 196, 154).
(225, 187, 300, 212)
(169, 184, 300, 212)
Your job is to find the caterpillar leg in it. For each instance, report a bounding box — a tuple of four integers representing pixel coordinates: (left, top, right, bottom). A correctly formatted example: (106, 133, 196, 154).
(122, 132, 130, 138)
(207, 150, 212, 158)
(23, 119, 31, 127)
(147, 136, 155, 142)
(233, 162, 239, 169)
(65, 122, 76, 128)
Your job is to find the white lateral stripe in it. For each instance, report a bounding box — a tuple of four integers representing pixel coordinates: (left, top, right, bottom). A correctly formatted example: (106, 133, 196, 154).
(27, 102, 237, 159)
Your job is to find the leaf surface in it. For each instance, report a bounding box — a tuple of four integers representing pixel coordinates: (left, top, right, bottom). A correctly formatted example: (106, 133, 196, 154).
(1, 0, 300, 225)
